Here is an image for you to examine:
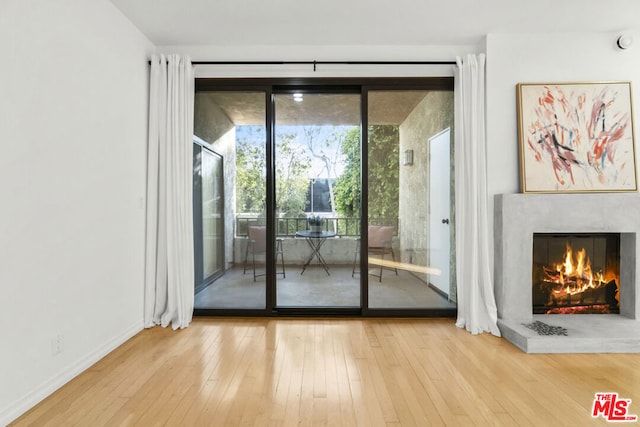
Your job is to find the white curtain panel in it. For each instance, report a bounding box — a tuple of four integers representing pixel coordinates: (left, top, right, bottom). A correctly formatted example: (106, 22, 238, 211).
(454, 54, 500, 336)
(144, 54, 195, 330)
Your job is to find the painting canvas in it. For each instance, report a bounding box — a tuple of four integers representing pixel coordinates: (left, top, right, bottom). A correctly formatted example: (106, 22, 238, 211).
(517, 82, 637, 193)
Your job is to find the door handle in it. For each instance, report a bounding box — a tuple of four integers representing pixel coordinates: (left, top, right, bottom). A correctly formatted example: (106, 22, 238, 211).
(441, 218, 449, 224)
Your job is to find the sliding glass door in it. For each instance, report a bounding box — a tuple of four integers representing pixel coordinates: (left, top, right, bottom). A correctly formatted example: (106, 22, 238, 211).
(193, 141, 225, 294)
(365, 90, 457, 311)
(274, 91, 361, 309)
(193, 91, 267, 310)
(192, 78, 456, 317)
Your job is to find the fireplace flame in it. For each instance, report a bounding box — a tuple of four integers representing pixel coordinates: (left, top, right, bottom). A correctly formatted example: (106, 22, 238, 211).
(543, 243, 614, 297)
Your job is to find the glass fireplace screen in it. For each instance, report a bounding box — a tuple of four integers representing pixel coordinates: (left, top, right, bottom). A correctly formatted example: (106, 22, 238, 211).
(532, 233, 620, 314)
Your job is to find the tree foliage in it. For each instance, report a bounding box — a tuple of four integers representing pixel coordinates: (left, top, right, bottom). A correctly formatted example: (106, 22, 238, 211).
(235, 127, 311, 217)
(235, 127, 266, 214)
(333, 128, 361, 217)
(236, 124, 399, 223)
(275, 134, 311, 217)
(302, 126, 348, 213)
(333, 126, 399, 220)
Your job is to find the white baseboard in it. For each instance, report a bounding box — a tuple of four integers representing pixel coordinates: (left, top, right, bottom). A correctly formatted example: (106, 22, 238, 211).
(0, 321, 143, 427)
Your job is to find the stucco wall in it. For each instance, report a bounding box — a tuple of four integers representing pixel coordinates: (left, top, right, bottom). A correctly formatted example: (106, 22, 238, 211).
(398, 91, 454, 294)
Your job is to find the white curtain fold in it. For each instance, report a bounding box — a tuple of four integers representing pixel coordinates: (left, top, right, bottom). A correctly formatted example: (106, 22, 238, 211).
(454, 54, 500, 336)
(144, 54, 195, 330)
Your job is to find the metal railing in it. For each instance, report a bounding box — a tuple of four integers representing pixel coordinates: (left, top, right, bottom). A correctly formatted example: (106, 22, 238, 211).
(236, 216, 398, 238)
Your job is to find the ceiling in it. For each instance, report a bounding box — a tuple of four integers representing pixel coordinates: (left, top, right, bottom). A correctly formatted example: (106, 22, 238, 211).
(110, 0, 639, 48)
(111, 0, 638, 127)
(199, 91, 429, 126)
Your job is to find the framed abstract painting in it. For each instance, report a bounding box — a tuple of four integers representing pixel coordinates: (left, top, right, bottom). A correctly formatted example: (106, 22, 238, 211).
(517, 81, 637, 193)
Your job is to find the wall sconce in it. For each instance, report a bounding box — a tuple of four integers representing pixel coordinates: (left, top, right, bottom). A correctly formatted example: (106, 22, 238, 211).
(403, 149, 414, 166)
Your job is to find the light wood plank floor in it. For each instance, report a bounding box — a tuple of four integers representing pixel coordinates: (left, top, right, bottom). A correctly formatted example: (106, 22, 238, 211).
(11, 318, 640, 426)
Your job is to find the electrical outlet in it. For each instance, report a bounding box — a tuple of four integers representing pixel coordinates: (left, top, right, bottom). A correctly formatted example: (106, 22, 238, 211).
(51, 333, 63, 356)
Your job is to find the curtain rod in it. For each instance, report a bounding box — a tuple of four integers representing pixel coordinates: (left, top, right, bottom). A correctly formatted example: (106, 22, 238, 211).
(191, 60, 455, 65)
(190, 60, 456, 71)
(149, 59, 456, 71)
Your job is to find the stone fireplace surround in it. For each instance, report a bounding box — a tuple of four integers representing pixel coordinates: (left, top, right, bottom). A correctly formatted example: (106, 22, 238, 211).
(494, 193, 640, 353)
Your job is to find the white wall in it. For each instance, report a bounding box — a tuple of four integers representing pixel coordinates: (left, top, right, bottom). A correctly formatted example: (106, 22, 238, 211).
(162, 44, 479, 63)
(486, 31, 640, 200)
(166, 44, 478, 80)
(485, 31, 640, 282)
(3, 14, 637, 422)
(0, 0, 154, 424)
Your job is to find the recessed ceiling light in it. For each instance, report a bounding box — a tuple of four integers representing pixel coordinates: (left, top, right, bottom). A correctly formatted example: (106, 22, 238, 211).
(293, 93, 303, 102)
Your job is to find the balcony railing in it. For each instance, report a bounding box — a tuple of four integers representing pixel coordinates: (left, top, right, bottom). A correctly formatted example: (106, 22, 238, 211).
(236, 216, 398, 238)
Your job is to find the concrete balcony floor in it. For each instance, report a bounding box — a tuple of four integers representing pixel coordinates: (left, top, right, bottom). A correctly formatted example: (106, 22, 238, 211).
(195, 264, 456, 311)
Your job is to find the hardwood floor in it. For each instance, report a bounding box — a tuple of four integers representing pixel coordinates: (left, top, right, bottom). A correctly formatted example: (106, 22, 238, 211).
(11, 318, 640, 426)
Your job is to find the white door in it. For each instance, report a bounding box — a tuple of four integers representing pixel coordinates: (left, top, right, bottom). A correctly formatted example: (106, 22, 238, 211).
(428, 128, 451, 297)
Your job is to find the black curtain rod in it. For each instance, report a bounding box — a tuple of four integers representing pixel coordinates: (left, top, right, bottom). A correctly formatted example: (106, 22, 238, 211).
(191, 60, 456, 71)
(191, 60, 455, 65)
(148, 59, 456, 71)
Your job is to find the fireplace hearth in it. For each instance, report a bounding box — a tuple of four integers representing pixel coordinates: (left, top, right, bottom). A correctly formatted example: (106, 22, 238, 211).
(494, 193, 640, 353)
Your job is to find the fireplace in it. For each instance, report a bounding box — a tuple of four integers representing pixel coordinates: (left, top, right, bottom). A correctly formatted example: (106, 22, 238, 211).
(494, 193, 640, 353)
(532, 233, 620, 315)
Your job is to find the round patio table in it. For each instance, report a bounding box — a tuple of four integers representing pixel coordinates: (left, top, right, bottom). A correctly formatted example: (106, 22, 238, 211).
(295, 230, 337, 275)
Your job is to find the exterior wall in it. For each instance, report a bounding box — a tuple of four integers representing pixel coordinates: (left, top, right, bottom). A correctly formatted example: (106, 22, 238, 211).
(194, 94, 236, 269)
(194, 93, 236, 143)
(398, 91, 454, 289)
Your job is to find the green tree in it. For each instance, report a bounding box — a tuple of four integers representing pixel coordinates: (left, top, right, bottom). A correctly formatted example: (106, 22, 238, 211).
(235, 127, 266, 214)
(334, 128, 360, 217)
(302, 126, 347, 214)
(235, 127, 311, 219)
(334, 126, 399, 220)
(276, 134, 311, 217)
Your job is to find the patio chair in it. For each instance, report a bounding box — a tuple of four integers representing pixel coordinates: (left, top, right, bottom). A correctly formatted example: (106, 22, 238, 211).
(243, 225, 286, 281)
(351, 225, 398, 282)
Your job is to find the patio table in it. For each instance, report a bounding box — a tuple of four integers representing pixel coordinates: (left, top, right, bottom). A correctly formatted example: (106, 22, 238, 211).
(295, 230, 337, 275)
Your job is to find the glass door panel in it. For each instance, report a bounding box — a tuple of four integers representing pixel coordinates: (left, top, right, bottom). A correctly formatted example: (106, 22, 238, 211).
(193, 91, 267, 310)
(274, 92, 361, 308)
(366, 90, 457, 310)
(202, 147, 224, 280)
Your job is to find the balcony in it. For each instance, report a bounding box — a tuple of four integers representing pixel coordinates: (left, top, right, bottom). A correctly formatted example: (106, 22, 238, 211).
(233, 216, 398, 265)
